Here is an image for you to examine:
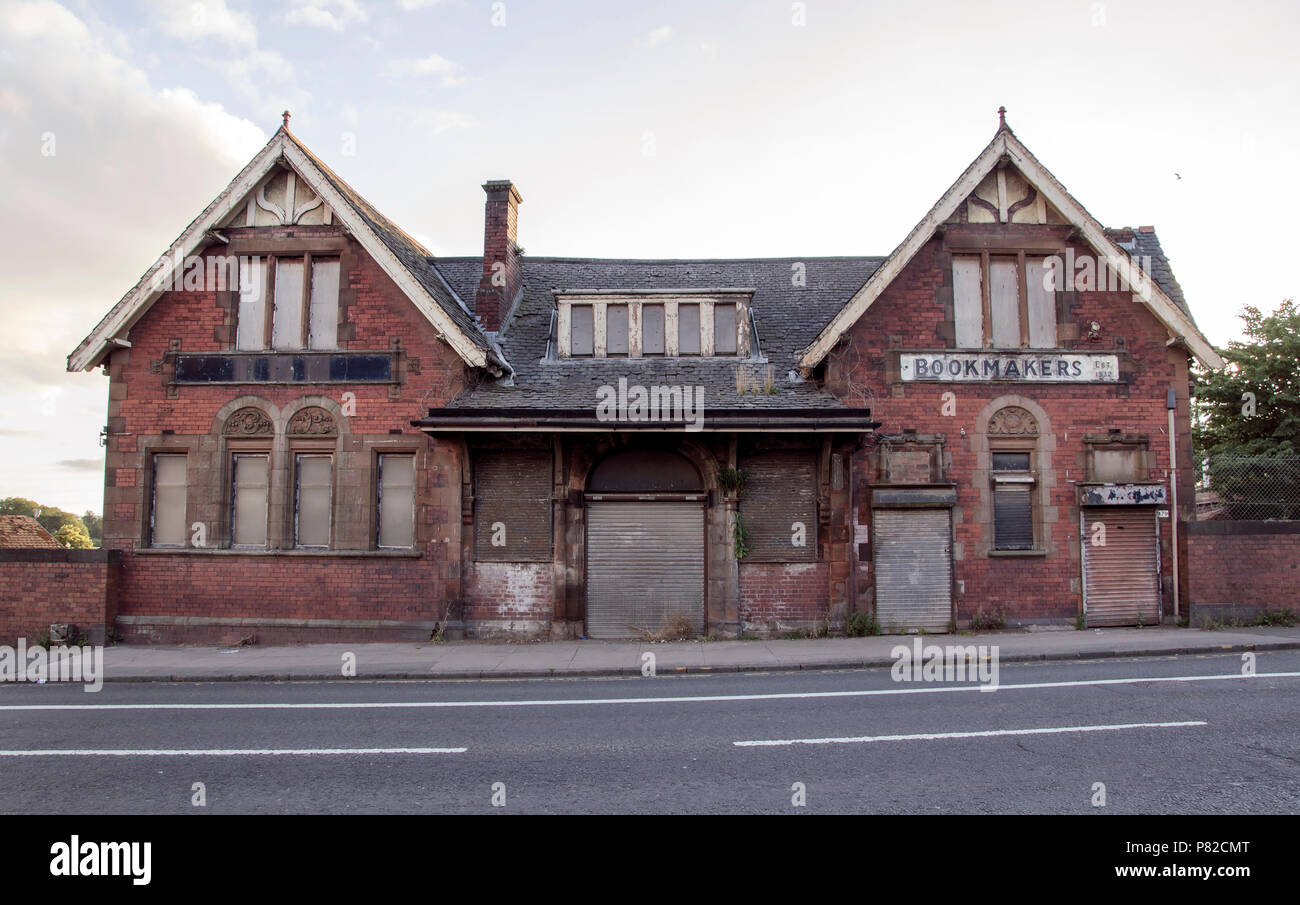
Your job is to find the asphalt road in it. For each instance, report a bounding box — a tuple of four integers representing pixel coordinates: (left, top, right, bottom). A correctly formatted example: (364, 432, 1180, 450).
(0, 651, 1296, 814)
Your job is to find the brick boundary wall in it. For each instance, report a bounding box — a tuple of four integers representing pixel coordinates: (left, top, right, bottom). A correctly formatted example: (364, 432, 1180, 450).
(1185, 521, 1300, 624)
(116, 551, 443, 644)
(0, 550, 121, 645)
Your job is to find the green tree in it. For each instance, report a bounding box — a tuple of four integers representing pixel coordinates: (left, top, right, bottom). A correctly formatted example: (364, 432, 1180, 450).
(81, 511, 103, 546)
(53, 523, 93, 549)
(1193, 299, 1300, 456)
(0, 497, 90, 538)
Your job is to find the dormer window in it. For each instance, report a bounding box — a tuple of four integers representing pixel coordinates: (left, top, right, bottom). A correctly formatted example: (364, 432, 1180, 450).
(555, 291, 752, 358)
(236, 255, 340, 351)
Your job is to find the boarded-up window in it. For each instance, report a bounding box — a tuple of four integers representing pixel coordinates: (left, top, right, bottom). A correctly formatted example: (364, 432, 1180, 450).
(378, 454, 415, 549)
(992, 452, 1034, 550)
(642, 304, 665, 355)
(606, 304, 629, 355)
(236, 256, 266, 350)
(678, 304, 701, 355)
(739, 451, 818, 562)
(308, 258, 340, 350)
(1024, 257, 1057, 348)
(953, 256, 983, 348)
(294, 454, 332, 548)
(1092, 448, 1143, 483)
(474, 450, 552, 561)
(151, 454, 187, 547)
(271, 258, 305, 350)
(571, 305, 594, 356)
(714, 304, 737, 354)
(989, 256, 1021, 348)
(231, 454, 269, 547)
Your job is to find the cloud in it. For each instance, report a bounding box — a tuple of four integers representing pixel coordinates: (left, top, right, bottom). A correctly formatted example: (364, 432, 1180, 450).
(385, 53, 464, 86)
(0, 1, 269, 512)
(57, 459, 102, 472)
(635, 26, 673, 48)
(149, 0, 257, 48)
(144, 0, 299, 120)
(284, 0, 368, 32)
(397, 0, 445, 9)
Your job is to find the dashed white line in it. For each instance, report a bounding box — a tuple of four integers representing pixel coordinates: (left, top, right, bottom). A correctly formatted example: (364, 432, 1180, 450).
(735, 720, 1209, 747)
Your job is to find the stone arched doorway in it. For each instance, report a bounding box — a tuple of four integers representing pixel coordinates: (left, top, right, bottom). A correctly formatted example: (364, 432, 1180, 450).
(584, 448, 706, 638)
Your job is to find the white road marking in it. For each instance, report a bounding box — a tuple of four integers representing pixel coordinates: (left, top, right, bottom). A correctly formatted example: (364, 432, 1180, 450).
(0, 747, 466, 757)
(0, 671, 1295, 712)
(735, 720, 1208, 747)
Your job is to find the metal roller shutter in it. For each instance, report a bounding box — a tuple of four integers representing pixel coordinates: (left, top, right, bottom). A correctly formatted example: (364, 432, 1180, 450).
(739, 452, 818, 562)
(474, 450, 552, 561)
(873, 509, 953, 632)
(1082, 508, 1160, 627)
(586, 502, 705, 639)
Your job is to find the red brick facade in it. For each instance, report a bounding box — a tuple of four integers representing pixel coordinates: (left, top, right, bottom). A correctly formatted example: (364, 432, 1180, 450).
(834, 234, 1197, 626)
(98, 229, 472, 642)
(54, 126, 1232, 644)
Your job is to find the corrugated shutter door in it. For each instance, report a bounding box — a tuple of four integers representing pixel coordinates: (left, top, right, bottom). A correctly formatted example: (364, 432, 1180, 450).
(474, 450, 552, 561)
(1083, 508, 1160, 627)
(586, 502, 704, 639)
(873, 509, 952, 632)
(740, 452, 817, 562)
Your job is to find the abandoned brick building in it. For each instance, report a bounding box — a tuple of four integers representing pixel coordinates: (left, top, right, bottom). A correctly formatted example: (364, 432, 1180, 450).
(67, 115, 1221, 643)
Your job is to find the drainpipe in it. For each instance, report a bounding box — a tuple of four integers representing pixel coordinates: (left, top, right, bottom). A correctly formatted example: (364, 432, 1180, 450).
(1167, 388, 1180, 620)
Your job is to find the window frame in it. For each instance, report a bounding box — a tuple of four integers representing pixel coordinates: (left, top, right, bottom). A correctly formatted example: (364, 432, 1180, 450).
(556, 296, 751, 359)
(951, 252, 1058, 351)
(292, 451, 334, 549)
(990, 446, 1037, 551)
(229, 449, 271, 549)
(376, 451, 418, 550)
(235, 253, 341, 352)
(149, 452, 189, 548)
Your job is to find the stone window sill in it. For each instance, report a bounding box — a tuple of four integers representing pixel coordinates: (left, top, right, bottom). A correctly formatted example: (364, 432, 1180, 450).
(988, 548, 1048, 558)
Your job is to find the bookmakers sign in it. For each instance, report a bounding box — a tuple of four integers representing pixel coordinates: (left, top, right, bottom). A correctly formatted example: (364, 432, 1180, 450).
(900, 352, 1119, 383)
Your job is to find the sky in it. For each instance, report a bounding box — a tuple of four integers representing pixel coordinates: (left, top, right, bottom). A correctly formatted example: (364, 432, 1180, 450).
(1, 0, 1298, 515)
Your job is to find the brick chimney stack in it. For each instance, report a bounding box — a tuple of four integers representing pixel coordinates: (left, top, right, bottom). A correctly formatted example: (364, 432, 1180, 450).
(475, 180, 523, 332)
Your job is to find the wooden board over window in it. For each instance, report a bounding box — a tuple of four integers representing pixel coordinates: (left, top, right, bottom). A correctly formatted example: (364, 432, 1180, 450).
(474, 450, 552, 561)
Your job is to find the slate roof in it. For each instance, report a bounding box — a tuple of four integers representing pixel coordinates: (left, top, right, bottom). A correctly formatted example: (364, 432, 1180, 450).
(1104, 227, 1191, 317)
(433, 256, 886, 410)
(0, 516, 61, 549)
(431, 234, 1193, 410)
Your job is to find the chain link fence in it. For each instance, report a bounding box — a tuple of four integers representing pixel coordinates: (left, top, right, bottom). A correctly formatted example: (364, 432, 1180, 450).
(1196, 455, 1300, 520)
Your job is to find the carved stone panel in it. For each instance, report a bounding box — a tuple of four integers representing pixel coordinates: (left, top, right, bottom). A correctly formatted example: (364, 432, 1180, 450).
(287, 406, 337, 436)
(988, 406, 1039, 437)
(224, 407, 274, 436)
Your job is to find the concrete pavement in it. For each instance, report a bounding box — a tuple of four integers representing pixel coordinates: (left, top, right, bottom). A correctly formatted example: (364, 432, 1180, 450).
(75, 623, 1300, 682)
